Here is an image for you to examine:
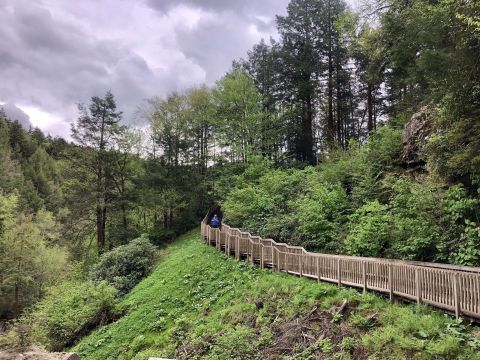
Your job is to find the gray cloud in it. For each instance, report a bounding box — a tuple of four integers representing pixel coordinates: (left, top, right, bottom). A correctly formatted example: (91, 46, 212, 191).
(147, 0, 288, 17)
(0, 0, 289, 137)
(147, 0, 289, 83)
(2, 103, 32, 129)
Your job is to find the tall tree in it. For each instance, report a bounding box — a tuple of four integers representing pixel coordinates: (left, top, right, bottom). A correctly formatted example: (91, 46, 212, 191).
(110, 128, 143, 244)
(71, 91, 122, 251)
(276, 0, 323, 164)
(186, 86, 215, 172)
(214, 70, 264, 163)
(242, 39, 285, 161)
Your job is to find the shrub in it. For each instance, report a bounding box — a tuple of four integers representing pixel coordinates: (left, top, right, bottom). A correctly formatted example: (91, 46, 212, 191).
(386, 175, 443, 261)
(92, 236, 157, 295)
(345, 201, 392, 257)
(443, 185, 480, 266)
(295, 182, 349, 251)
(25, 280, 118, 351)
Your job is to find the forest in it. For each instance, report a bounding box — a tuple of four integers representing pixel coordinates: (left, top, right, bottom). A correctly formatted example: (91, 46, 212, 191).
(0, 0, 479, 358)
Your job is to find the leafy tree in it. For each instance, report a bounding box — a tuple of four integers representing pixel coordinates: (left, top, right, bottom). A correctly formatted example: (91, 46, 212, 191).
(214, 70, 264, 163)
(0, 193, 67, 318)
(109, 128, 143, 245)
(186, 86, 215, 172)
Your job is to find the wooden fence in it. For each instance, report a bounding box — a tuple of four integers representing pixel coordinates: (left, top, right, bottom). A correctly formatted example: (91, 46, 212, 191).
(201, 221, 480, 320)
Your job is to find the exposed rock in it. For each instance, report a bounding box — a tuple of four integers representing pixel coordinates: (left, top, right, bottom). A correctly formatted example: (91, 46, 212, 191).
(62, 353, 80, 360)
(399, 106, 432, 169)
(0, 347, 81, 360)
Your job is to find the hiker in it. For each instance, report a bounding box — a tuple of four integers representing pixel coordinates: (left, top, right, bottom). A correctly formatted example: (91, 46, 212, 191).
(206, 203, 223, 229)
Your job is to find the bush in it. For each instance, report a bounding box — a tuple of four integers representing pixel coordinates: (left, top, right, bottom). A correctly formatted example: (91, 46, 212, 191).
(295, 182, 349, 251)
(148, 228, 177, 246)
(442, 185, 480, 266)
(345, 201, 392, 257)
(92, 236, 157, 295)
(223, 167, 309, 243)
(23, 281, 118, 351)
(386, 175, 443, 261)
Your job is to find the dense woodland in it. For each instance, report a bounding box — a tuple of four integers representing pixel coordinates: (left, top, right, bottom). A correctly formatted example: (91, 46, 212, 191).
(0, 0, 480, 356)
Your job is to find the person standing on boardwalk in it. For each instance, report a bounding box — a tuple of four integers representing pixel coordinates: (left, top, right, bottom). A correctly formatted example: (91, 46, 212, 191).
(206, 203, 223, 229)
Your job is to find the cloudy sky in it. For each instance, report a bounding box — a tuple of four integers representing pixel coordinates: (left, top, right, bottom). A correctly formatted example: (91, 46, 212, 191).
(0, 0, 294, 138)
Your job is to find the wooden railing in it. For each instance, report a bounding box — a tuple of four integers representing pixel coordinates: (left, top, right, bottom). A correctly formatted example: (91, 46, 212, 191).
(201, 221, 480, 320)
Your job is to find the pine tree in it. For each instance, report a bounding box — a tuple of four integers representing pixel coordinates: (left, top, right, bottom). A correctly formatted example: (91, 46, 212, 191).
(71, 91, 123, 251)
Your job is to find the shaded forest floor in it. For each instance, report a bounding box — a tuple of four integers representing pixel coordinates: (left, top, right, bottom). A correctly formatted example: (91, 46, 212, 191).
(72, 230, 480, 360)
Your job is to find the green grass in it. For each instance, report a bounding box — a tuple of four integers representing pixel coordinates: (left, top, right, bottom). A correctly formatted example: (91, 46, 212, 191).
(72, 230, 480, 359)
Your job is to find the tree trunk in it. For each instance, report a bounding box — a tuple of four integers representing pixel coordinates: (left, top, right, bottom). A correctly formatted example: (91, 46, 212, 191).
(367, 83, 374, 135)
(327, 0, 335, 147)
(163, 211, 168, 229)
(14, 284, 20, 317)
(96, 204, 105, 251)
(96, 163, 106, 252)
(121, 203, 127, 244)
(303, 96, 314, 164)
(335, 44, 343, 148)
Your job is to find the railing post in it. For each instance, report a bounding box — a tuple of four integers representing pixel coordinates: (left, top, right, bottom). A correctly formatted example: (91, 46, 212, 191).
(274, 248, 278, 272)
(337, 259, 342, 286)
(316, 257, 320, 283)
(248, 236, 253, 264)
(362, 261, 367, 293)
(388, 264, 394, 302)
(300, 253, 303, 277)
(235, 235, 240, 260)
(260, 245, 264, 269)
(225, 232, 229, 255)
(453, 273, 461, 319)
(415, 268, 421, 304)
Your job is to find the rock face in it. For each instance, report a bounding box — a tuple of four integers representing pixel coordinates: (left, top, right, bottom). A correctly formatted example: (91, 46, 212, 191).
(400, 106, 432, 169)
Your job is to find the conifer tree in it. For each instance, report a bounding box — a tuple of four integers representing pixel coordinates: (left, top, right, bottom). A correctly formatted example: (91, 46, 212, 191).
(71, 91, 123, 251)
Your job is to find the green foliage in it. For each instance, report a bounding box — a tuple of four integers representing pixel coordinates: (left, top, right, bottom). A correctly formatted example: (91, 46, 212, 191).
(363, 306, 480, 359)
(0, 192, 68, 318)
(92, 237, 157, 295)
(295, 182, 348, 251)
(222, 124, 480, 266)
(24, 281, 118, 351)
(223, 164, 310, 244)
(386, 175, 443, 260)
(70, 230, 480, 360)
(345, 201, 391, 257)
(443, 186, 480, 265)
(214, 70, 265, 162)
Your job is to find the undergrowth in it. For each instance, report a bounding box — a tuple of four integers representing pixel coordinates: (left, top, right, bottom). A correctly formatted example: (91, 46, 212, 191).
(72, 230, 480, 359)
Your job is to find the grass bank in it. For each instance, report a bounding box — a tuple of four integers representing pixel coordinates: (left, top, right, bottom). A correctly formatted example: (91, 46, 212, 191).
(73, 230, 480, 359)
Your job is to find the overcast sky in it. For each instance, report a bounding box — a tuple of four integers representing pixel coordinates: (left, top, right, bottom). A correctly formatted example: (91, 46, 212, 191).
(0, 0, 295, 138)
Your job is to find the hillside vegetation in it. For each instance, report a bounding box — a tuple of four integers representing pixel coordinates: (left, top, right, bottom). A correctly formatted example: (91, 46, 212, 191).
(221, 127, 480, 265)
(1, 0, 480, 356)
(71, 231, 480, 360)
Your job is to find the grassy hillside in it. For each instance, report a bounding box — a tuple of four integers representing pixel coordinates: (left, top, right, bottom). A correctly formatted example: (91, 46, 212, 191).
(72, 230, 480, 360)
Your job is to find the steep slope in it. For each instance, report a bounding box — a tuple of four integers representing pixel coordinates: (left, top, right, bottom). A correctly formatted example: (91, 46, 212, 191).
(72, 230, 480, 360)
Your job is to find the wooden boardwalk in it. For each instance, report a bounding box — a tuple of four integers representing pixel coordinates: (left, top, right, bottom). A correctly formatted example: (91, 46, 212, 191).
(201, 221, 480, 320)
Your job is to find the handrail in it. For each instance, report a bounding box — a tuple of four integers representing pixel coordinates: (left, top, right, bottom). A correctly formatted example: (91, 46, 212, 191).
(201, 220, 480, 320)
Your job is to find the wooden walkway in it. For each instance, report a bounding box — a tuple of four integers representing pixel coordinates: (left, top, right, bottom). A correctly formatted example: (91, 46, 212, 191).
(201, 221, 480, 320)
